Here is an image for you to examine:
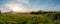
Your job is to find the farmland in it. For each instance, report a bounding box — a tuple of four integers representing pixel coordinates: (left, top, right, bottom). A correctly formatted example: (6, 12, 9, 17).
(0, 13, 60, 24)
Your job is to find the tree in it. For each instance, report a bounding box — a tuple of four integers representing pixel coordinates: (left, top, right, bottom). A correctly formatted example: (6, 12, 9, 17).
(0, 10, 1, 14)
(30, 10, 44, 14)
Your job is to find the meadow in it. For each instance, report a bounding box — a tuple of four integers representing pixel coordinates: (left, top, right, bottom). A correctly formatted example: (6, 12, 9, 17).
(0, 13, 60, 24)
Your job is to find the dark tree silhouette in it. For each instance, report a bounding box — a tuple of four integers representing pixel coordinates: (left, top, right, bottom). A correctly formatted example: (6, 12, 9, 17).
(0, 10, 1, 14)
(30, 10, 44, 14)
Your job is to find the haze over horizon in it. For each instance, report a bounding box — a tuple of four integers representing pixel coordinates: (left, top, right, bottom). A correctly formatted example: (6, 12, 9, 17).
(0, 0, 60, 13)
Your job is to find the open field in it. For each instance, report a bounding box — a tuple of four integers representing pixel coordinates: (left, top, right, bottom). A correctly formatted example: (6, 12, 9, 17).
(0, 13, 60, 24)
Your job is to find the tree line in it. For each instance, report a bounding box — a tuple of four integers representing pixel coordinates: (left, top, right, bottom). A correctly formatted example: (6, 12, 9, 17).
(30, 10, 57, 14)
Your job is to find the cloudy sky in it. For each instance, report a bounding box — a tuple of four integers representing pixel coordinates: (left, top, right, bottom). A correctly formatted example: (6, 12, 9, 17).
(0, 0, 60, 13)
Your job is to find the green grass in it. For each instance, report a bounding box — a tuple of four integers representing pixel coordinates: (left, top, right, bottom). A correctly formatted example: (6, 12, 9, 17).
(0, 13, 60, 24)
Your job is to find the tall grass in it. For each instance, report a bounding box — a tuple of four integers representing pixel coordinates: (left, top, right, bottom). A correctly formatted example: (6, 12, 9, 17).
(0, 13, 60, 24)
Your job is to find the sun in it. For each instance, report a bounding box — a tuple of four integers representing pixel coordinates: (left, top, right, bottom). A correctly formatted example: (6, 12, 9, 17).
(8, 4, 24, 12)
(12, 6, 20, 12)
(7, 4, 29, 13)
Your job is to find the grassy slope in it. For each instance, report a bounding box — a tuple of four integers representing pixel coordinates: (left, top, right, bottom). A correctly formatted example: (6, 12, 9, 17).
(0, 13, 60, 24)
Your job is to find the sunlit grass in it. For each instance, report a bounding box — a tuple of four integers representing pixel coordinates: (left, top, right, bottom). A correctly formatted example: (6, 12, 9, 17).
(0, 13, 60, 24)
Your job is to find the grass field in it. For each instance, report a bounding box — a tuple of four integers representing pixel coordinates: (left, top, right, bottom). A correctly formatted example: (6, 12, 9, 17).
(0, 13, 60, 24)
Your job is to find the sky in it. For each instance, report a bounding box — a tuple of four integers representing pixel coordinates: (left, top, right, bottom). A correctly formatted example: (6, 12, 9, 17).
(0, 0, 60, 13)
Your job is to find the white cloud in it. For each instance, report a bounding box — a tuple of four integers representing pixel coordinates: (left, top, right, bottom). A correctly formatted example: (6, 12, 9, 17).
(14, 0, 30, 5)
(1, 2, 31, 13)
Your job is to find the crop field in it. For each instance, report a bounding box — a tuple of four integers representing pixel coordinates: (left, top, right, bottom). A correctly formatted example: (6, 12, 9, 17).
(0, 13, 60, 24)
